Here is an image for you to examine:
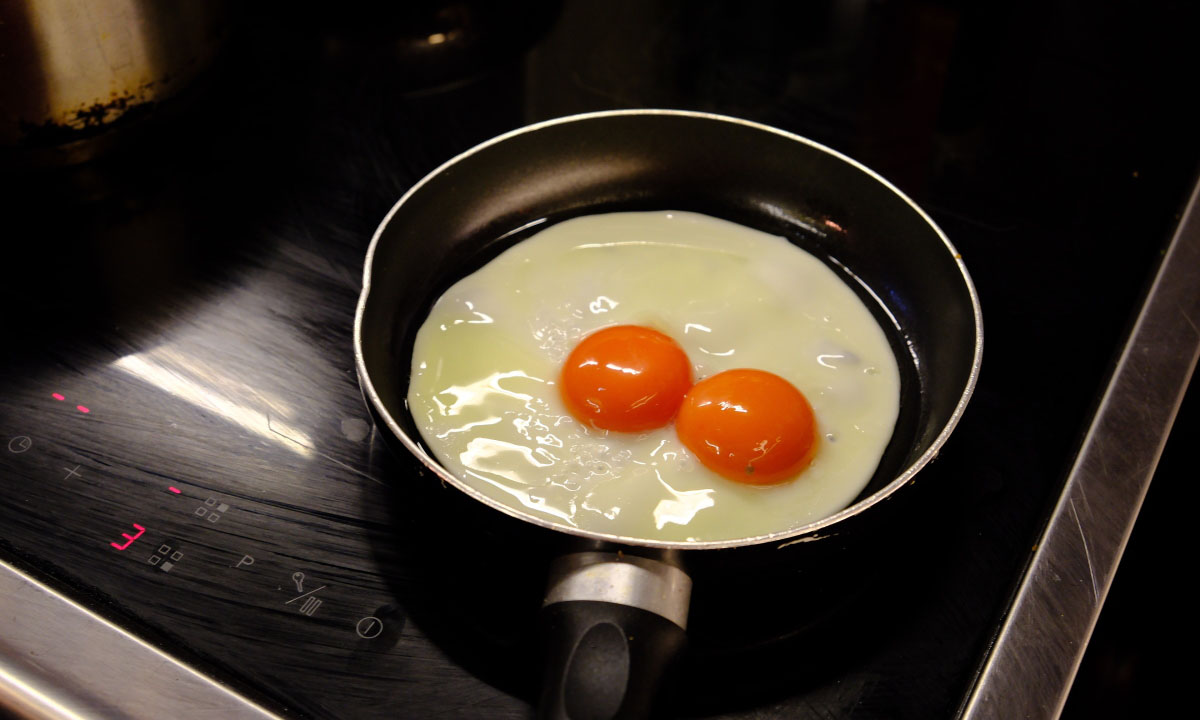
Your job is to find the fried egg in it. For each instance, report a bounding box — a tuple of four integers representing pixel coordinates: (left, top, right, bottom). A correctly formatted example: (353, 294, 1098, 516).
(407, 211, 901, 542)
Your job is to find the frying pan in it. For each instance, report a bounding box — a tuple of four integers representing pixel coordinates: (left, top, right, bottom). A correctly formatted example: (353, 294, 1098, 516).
(354, 110, 982, 719)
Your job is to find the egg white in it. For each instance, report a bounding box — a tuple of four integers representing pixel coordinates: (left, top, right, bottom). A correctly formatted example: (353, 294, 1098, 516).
(407, 211, 901, 542)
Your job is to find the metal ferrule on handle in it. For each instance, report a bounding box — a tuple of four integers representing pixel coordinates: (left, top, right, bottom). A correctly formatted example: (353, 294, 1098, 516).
(543, 552, 693, 629)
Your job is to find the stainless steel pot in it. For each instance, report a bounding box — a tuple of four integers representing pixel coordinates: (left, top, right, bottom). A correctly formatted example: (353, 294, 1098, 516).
(0, 0, 228, 163)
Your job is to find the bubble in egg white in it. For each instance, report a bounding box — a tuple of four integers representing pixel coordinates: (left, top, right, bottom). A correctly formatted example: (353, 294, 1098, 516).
(407, 211, 902, 542)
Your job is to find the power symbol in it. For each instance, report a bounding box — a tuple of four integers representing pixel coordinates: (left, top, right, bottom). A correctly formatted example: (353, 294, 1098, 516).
(355, 616, 383, 639)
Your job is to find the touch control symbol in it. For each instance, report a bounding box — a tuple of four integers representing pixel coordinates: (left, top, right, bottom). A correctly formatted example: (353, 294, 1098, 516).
(356, 616, 383, 639)
(110, 523, 145, 550)
(193, 496, 228, 523)
(148, 543, 184, 572)
(63, 465, 82, 480)
(7, 436, 32, 454)
(352, 605, 405, 647)
(292, 572, 305, 592)
(285, 585, 327, 617)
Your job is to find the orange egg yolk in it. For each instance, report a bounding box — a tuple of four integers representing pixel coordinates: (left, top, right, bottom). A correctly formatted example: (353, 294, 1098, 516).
(560, 325, 693, 432)
(675, 369, 817, 485)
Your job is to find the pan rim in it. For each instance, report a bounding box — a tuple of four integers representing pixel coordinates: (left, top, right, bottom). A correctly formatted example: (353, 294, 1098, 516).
(353, 108, 984, 551)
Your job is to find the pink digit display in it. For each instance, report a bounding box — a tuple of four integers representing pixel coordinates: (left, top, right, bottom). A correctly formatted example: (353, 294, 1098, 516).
(50, 393, 91, 413)
(110, 523, 145, 550)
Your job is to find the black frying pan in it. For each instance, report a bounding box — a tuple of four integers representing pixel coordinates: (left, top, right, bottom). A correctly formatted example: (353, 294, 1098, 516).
(354, 110, 982, 719)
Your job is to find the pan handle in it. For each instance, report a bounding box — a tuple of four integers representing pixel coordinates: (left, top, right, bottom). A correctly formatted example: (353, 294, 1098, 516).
(537, 551, 692, 720)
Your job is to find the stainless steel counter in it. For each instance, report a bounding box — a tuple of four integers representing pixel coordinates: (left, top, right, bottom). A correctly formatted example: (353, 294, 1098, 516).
(960, 179, 1200, 719)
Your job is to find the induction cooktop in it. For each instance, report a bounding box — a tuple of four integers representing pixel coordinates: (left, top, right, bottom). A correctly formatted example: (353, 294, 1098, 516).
(2, 2, 1198, 719)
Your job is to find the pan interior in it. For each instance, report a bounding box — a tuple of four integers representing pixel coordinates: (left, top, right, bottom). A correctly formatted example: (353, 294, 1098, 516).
(358, 113, 978, 547)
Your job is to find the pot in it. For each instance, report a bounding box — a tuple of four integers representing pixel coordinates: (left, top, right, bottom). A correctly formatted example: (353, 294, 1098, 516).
(0, 0, 229, 164)
(354, 110, 982, 718)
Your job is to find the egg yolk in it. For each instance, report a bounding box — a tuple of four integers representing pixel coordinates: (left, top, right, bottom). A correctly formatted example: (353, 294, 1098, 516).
(675, 369, 817, 485)
(560, 325, 693, 432)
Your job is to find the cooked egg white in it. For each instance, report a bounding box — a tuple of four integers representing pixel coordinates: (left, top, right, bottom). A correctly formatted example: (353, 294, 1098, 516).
(407, 211, 901, 542)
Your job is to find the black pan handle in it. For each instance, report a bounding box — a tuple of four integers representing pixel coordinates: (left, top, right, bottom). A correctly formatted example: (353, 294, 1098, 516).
(537, 551, 692, 720)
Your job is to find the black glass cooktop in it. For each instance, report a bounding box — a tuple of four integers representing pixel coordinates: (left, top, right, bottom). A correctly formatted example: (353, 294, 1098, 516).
(2, 2, 1198, 718)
